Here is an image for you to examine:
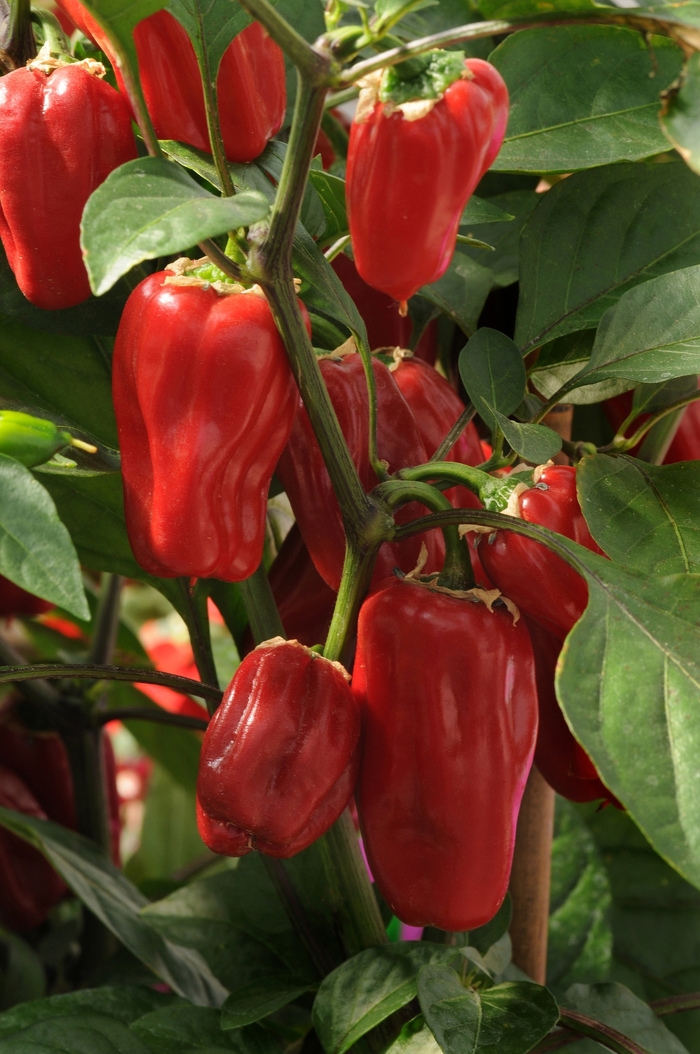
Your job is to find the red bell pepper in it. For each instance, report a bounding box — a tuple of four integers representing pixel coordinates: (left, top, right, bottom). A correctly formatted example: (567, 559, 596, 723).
(477, 465, 604, 641)
(113, 270, 305, 581)
(0, 763, 68, 931)
(0, 55, 136, 309)
(332, 254, 437, 364)
(0, 577, 52, 619)
(240, 525, 337, 656)
(526, 618, 620, 807)
(354, 576, 538, 930)
(277, 350, 444, 591)
(346, 54, 508, 305)
(0, 721, 76, 832)
(55, 1, 285, 163)
(196, 638, 359, 858)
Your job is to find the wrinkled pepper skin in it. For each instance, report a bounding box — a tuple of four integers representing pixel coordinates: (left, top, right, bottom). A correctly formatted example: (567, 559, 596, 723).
(354, 578, 538, 930)
(113, 274, 304, 581)
(55, 1, 285, 162)
(346, 59, 508, 303)
(478, 466, 604, 641)
(332, 254, 437, 364)
(0, 763, 68, 931)
(240, 525, 337, 656)
(0, 62, 136, 310)
(526, 618, 620, 806)
(197, 639, 360, 858)
(277, 352, 444, 590)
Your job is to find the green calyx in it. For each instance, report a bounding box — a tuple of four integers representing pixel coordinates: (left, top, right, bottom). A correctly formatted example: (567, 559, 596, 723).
(479, 471, 534, 513)
(379, 49, 466, 105)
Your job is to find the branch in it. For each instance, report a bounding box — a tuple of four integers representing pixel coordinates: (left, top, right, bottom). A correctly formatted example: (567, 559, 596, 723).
(0, 663, 222, 704)
(558, 1010, 650, 1054)
(98, 707, 208, 731)
(236, 0, 329, 81)
(651, 992, 700, 1016)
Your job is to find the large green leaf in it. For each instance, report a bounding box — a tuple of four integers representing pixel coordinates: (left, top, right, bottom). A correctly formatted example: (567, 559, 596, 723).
(577, 455, 700, 575)
(553, 541, 700, 890)
(0, 314, 117, 448)
(0, 808, 227, 1007)
(419, 252, 493, 335)
(560, 982, 690, 1054)
(580, 804, 700, 1053)
(82, 158, 270, 296)
(458, 190, 538, 289)
(130, 1004, 278, 1054)
(515, 161, 700, 352)
(490, 27, 682, 173)
(0, 456, 89, 619)
(0, 986, 176, 1038)
(547, 800, 612, 994)
(529, 331, 633, 407)
(312, 944, 459, 1054)
(220, 978, 313, 1030)
(458, 328, 525, 429)
(0, 1013, 151, 1054)
(661, 51, 700, 174)
(416, 968, 559, 1054)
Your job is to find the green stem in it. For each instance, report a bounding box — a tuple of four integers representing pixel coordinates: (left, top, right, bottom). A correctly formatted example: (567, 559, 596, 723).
(378, 480, 473, 590)
(601, 390, 700, 454)
(3, 0, 35, 68)
(198, 238, 245, 283)
(336, 10, 697, 86)
(651, 992, 700, 1016)
(400, 460, 490, 496)
(89, 574, 123, 666)
(176, 579, 220, 710)
(558, 1010, 648, 1054)
(636, 410, 684, 464)
(97, 707, 208, 731)
(194, 37, 235, 198)
(325, 86, 358, 108)
(239, 564, 286, 644)
(262, 856, 338, 976)
(317, 809, 388, 957)
(235, 0, 329, 81)
(323, 545, 378, 666)
(30, 8, 69, 60)
(358, 343, 385, 481)
(0, 663, 222, 704)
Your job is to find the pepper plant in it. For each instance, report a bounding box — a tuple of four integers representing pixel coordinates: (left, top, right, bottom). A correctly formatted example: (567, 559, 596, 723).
(1, 0, 700, 1052)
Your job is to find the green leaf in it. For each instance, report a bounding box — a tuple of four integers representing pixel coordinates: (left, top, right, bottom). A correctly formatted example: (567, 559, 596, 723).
(0, 455, 88, 619)
(0, 314, 117, 448)
(0, 808, 227, 1007)
(554, 541, 700, 889)
(490, 28, 682, 173)
(560, 983, 690, 1054)
(130, 1005, 277, 1054)
(312, 944, 458, 1054)
(386, 1017, 442, 1054)
(82, 158, 270, 296)
(575, 266, 700, 388)
(580, 804, 700, 1053)
(660, 51, 700, 175)
(461, 196, 515, 225)
(495, 413, 562, 462)
(167, 0, 251, 80)
(308, 168, 348, 246)
(468, 896, 512, 957)
(632, 375, 698, 414)
(0, 1013, 151, 1054)
(529, 331, 633, 407)
(0, 987, 176, 1038)
(459, 190, 539, 289)
(220, 978, 313, 1030)
(417, 968, 559, 1054)
(547, 800, 612, 994)
(458, 328, 526, 429)
(0, 928, 45, 1010)
(577, 455, 700, 575)
(258, 143, 326, 240)
(125, 763, 206, 886)
(419, 252, 493, 335)
(515, 161, 700, 352)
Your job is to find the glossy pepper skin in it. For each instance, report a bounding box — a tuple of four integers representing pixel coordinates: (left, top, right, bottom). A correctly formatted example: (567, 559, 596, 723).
(240, 525, 337, 656)
(478, 465, 605, 641)
(354, 577, 538, 930)
(346, 58, 508, 303)
(0, 61, 136, 310)
(197, 638, 360, 858)
(332, 254, 437, 364)
(526, 618, 620, 806)
(113, 274, 304, 581)
(277, 351, 444, 591)
(55, 1, 285, 162)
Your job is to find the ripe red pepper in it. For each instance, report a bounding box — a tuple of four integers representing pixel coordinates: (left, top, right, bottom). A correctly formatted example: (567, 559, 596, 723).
(477, 465, 604, 641)
(0, 577, 52, 619)
(56, 1, 285, 162)
(0, 721, 76, 832)
(332, 254, 437, 364)
(277, 350, 444, 591)
(240, 525, 337, 656)
(197, 638, 359, 858)
(354, 577, 538, 930)
(0, 56, 136, 309)
(526, 618, 620, 807)
(113, 271, 305, 581)
(0, 763, 68, 931)
(346, 55, 508, 305)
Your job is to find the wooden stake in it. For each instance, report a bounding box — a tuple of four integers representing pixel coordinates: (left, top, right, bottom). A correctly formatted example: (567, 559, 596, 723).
(508, 766, 555, 984)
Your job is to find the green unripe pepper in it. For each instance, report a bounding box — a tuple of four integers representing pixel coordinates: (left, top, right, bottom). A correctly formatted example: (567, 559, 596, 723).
(0, 411, 95, 468)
